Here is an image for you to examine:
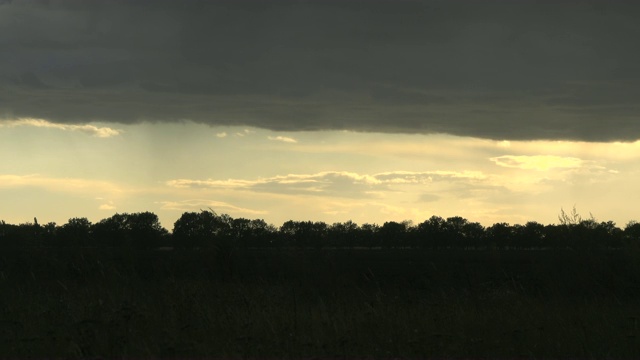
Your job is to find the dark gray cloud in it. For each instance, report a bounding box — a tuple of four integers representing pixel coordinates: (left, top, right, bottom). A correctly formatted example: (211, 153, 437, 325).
(1, 0, 640, 141)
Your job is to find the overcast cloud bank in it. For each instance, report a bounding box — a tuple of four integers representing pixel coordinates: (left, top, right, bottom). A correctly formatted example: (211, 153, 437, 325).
(1, 1, 639, 141)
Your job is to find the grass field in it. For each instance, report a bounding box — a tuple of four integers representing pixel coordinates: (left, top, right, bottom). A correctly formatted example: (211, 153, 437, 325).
(2, 247, 640, 357)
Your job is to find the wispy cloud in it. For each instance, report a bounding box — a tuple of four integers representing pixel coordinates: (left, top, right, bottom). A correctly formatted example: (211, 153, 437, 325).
(0, 174, 125, 195)
(98, 203, 116, 210)
(268, 136, 298, 143)
(0, 118, 122, 138)
(157, 199, 267, 215)
(235, 129, 255, 137)
(490, 155, 585, 171)
(166, 170, 490, 198)
(216, 132, 227, 138)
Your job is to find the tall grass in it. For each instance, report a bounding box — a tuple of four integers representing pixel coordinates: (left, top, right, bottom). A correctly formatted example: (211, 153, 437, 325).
(1, 247, 640, 357)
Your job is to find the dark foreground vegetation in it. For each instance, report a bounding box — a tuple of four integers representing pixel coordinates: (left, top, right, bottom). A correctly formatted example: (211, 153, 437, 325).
(3, 207, 640, 251)
(2, 208, 640, 357)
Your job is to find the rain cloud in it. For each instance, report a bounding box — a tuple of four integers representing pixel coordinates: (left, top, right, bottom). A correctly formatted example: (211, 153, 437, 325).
(2, 1, 640, 141)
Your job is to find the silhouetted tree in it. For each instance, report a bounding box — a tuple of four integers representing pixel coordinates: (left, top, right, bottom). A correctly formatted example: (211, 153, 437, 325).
(248, 219, 277, 247)
(172, 210, 231, 249)
(487, 223, 513, 249)
(442, 216, 469, 248)
(515, 221, 545, 248)
(624, 221, 640, 249)
(41, 222, 57, 244)
(593, 220, 623, 249)
(5, 222, 42, 247)
(416, 216, 446, 249)
(0, 220, 19, 248)
(542, 224, 566, 249)
(58, 217, 92, 247)
(89, 212, 167, 248)
(359, 223, 380, 248)
(127, 212, 168, 249)
(0, 209, 635, 251)
(228, 217, 277, 248)
(379, 221, 411, 249)
(92, 213, 130, 247)
(461, 221, 485, 249)
(280, 220, 328, 248)
(328, 221, 359, 248)
(230, 217, 252, 248)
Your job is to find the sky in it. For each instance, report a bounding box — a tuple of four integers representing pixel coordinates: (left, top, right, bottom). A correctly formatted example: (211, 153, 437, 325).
(1, 0, 640, 230)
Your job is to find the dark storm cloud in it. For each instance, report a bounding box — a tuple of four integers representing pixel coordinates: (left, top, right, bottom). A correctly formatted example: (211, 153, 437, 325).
(2, 0, 640, 141)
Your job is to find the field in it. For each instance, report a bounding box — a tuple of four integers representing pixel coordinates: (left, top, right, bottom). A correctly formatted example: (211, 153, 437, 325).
(2, 247, 640, 357)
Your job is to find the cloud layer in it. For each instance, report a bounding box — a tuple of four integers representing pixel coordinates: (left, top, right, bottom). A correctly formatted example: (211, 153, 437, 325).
(490, 155, 585, 171)
(0, 173, 124, 195)
(167, 170, 490, 198)
(157, 199, 267, 215)
(0, 118, 121, 137)
(2, 1, 640, 141)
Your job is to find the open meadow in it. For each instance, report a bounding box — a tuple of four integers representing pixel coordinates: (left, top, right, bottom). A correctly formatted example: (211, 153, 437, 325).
(2, 247, 640, 358)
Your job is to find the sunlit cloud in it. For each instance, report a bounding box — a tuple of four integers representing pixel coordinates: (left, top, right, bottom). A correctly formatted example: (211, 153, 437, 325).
(157, 199, 267, 215)
(0, 118, 122, 137)
(96, 198, 117, 211)
(490, 155, 585, 171)
(287, 134, 640, 165)
(235, 129, 255, 137)
(98, 203, 116, 210)
(167, 178, 258, 189)
(216, 132, 227, 138)
(375, 170, 487, 182)
(490, 140, 640, 161)
(268, 136, 298, 143)
(291, 134, 492, 159)
(166, 170, 491, 198)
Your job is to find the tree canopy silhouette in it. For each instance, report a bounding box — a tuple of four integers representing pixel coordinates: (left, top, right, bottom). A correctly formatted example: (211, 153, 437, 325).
(0, 207, 637, 251)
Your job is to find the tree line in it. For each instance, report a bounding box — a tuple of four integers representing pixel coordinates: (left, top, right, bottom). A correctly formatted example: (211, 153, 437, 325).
(1, 209, 640, 250)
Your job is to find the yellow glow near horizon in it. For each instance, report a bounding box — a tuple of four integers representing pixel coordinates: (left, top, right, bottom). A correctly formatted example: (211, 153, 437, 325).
(2, 124, 639, 229)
